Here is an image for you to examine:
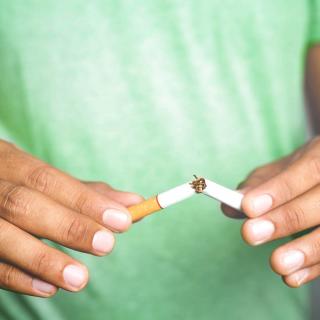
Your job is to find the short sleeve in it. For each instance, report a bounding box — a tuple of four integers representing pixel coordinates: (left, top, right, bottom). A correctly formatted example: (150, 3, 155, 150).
(309, 0, 320, 45)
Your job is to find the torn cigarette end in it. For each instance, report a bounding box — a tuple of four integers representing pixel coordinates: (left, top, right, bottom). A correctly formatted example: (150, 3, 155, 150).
(190, 175, 207, 193)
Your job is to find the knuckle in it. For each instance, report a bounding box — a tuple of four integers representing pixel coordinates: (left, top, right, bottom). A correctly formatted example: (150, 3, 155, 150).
(281, 204, 306, 233)
(308, 156, 320, 181)
(63, 217, 90, 244)
(0, 184, 31, 219)
(31, 251, 54, 275)
(0, 264, 16, 288)
(26, 165, 56, 193)
(72, 190, 91, 214)
(278, 177, 295, 201)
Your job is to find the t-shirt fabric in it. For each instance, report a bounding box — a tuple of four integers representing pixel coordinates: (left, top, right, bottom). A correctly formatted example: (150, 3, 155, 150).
(0, 1, 319, 319)
(310, 0, 320, 45)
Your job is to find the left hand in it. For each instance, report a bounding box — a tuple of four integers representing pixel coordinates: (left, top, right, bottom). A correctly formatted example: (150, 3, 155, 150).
(222, 136, 320, 287)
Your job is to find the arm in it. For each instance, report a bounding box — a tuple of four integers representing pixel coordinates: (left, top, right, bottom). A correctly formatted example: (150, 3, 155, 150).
(306, 45, 320, 133)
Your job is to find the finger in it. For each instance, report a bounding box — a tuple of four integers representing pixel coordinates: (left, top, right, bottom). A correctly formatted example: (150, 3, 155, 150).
(0, 180, 115, 255)
(222, 178, 266, 219)
(0, 262, 57, 297)
(221, 201, 246, 219)
(268, 227, 320, 277)
(0, 218, 89, 292)
(84, 182, 144, 207)
(221, 188, 248, 219)
(242, 148, 320, 218)
(221, 161, 285, 219)
(239, 159, 287, 190)
(0, 144, 131, 231)
(242, 185, 320, 246)
(283, 265, 319, 288)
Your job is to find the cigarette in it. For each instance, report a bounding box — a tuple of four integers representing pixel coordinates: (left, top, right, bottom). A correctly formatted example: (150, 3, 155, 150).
(202, 179, 243, 211)
(128, 182, 196, 222)
(128, 175, 243, 222)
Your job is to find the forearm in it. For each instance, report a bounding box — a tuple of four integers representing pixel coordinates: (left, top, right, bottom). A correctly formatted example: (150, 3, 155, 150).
(306, 45, 320, 134)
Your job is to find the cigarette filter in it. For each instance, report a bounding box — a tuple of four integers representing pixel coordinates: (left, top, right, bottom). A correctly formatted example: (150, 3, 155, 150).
(129, 182, 196, 222)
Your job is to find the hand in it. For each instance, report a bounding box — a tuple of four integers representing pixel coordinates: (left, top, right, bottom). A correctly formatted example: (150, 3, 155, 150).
(222, 137, 320, 287)
(0, 140, 142, 297)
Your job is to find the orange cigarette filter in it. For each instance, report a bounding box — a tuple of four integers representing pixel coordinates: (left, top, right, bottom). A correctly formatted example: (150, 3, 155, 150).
(129, 196, 161, 222)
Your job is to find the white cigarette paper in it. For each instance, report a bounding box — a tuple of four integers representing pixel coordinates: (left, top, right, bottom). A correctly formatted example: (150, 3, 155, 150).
(202, 179, 243, 211)
(157, 183, 196, 208)
(128, 182, 196, 221)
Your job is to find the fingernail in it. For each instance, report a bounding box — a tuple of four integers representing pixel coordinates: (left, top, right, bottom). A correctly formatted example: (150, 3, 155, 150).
(247, 220, 275, 244)
(103, 209, 130, 230)
(32, 278, 56, 295)
(280, 250, 305, 273)
(292, 268, 309, 286)
(251, 194, 273, 216)
(92, 230, 115, 254)
(63, 265, 87, 290)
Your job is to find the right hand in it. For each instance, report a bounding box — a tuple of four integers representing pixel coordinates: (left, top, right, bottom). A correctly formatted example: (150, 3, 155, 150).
(0, 140, 143, 297)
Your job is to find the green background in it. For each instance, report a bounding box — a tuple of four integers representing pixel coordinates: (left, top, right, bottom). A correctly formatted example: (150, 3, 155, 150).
(0, 1, 319, 319)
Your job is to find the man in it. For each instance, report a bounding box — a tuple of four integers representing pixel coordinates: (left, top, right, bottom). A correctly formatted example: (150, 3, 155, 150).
(0, 1, 319, 319)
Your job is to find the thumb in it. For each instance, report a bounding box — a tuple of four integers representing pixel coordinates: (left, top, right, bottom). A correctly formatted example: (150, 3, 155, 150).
(221, 160, 285, 219)
(220, 188, 248, 220)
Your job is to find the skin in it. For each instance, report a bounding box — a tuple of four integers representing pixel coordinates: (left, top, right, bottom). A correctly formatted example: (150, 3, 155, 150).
(0, 140, 143, 297)
(222, 45, 320, 288)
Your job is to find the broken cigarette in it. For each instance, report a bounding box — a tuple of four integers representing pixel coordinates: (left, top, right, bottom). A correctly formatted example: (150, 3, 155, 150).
(202, 179, 243, 211)
(128, 175, 244, 222)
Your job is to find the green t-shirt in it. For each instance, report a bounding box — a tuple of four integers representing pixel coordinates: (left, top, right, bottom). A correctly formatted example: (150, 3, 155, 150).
(0, 1, 319, 319)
